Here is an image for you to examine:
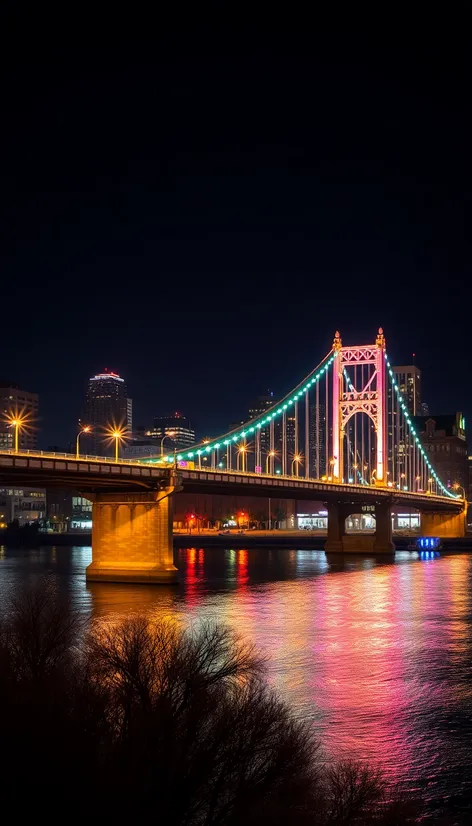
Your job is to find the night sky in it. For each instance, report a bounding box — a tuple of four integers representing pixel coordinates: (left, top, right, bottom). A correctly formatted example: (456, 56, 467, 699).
(1, 17, 470, 448)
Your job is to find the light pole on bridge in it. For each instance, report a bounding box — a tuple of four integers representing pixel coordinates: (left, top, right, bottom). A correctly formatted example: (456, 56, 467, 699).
(106, 425, 128, 462)
(266, 450, 276, 475)
(6, 413, 28, 453)
(291, 454, 302, 477)
(237, 444, 247, 473)
(160, 430, 176, 458)
(453, 483, 466, 499)
(10, 418, 23, 452)
(76, 425, 91, 459)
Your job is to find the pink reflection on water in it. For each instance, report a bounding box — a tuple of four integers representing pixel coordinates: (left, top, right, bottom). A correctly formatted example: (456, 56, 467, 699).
(215, 553, 472, 797)
(83, 547, 472, 810)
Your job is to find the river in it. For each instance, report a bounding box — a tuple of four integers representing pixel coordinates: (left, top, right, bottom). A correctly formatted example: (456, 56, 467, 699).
(1, 543, 472, 821)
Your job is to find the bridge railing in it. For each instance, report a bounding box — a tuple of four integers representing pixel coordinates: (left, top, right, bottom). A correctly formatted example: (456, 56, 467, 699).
(177, 465, 462, 503)
(0, 448, 156, 467)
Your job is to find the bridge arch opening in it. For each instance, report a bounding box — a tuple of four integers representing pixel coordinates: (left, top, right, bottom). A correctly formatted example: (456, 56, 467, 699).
(343, 506, 421, 535)
(344, 511, 376, 533)
(392, 507, 420, 534)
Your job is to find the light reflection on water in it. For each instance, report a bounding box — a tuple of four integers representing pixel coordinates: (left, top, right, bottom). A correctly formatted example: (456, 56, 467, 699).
(1, 543, 472, 819)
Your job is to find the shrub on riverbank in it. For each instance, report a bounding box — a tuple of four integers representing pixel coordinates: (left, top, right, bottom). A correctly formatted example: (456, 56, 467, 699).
(0, 583, 417, 824)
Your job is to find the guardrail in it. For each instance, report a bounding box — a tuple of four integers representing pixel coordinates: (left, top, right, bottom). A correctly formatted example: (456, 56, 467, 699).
(0, 448, 156, 467)
(179, 467, 462, 504)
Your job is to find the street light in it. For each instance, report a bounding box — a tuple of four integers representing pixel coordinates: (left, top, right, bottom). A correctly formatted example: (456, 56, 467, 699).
(453, 483, 466, 499)
(266, 450, 276, 475)
(76, 425, 91, 459)
(160, 430, 176, 457)
(8, 414, 26, 452)
(105, 425, 128, 462)
(237, 444, 247, 472)
(292, 454, 302, 477)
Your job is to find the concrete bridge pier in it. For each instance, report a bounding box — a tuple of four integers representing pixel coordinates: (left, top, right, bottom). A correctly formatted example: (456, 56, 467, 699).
(324, 500, 394, 554)
(324, 501, 347, 552)
(86, 488, 179, 584)
(420, 508, 467, 538)
(372, 500, 395, 553)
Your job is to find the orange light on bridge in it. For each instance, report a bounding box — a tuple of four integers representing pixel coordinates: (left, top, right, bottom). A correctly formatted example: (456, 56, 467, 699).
(237, 443, 248, 472)
(4, 411, 32, 452)
(104, 424, 129, 461)
(452, 483, 466, 499)
(292, 454, 302, 477)
(76, 425, 92, 459)
(265, 450, 277, 475)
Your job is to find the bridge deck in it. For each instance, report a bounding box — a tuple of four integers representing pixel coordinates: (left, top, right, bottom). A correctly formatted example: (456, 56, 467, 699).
(0, 449, 463, 511)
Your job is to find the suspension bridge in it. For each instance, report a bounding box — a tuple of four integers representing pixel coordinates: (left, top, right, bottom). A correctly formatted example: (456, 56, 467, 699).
(151, 329, 455, 499)
(0, 330, 466, 583)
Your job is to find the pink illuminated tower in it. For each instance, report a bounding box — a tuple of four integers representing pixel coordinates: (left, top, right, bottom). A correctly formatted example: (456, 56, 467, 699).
(332, 328, 387, 484)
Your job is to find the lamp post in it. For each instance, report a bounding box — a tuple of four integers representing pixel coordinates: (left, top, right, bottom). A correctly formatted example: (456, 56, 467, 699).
(112, 431, 121, 461)
(266, 450, 276, 475)
(453, 483, 466, 499)
(76, 425, 91, 459)
(160, 430, 176, 457)
(237, 444, 247, 472)
(10, 417, 23, 452)
(292, 454, 302, 477)
(106, 426, 127, 462)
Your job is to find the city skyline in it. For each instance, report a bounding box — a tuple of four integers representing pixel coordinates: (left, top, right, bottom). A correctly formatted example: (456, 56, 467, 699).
(1, 348, 469, 453)
(2, 29, 470, 450)
(0, 17, 470, 822)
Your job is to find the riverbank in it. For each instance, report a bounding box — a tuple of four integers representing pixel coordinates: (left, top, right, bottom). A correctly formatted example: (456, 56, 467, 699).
(2, 530, 471, 551)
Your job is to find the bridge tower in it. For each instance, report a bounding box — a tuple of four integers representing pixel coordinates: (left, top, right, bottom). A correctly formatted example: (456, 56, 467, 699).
(332, 328, 387, 484)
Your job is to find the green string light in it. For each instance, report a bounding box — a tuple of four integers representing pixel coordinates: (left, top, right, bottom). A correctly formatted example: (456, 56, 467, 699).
(385, 350, 457, 499)
(175, 352, 335, 462)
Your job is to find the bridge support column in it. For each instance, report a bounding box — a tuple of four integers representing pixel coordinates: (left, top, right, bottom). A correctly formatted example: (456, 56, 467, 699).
(373, 501, 395, 553)
(420, 509, 467, 538)
(324, 502, 346, 552)
(86, 489, 178, 584)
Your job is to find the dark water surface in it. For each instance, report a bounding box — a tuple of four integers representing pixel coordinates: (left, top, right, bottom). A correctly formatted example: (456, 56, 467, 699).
(1, 543, 472, 821)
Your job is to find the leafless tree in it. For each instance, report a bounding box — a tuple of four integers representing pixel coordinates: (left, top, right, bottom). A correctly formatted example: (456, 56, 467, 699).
(0, 587, 422, 824)
(1, 580, 84, 681)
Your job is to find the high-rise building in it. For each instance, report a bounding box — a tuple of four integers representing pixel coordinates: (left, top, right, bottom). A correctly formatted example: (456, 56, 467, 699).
(285, 415, 296, 459)
(147, 413, 195, 451)
(248, 393, 275, 421)
(82, 369, 131, 456)
(126, 398, 133, 434)
(389, 365, 423, 481)
(248, 393, 275, 454)
(412, 413, 468, 494)
(0, 382, 39, 450)
(392, 365, 421, 415)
